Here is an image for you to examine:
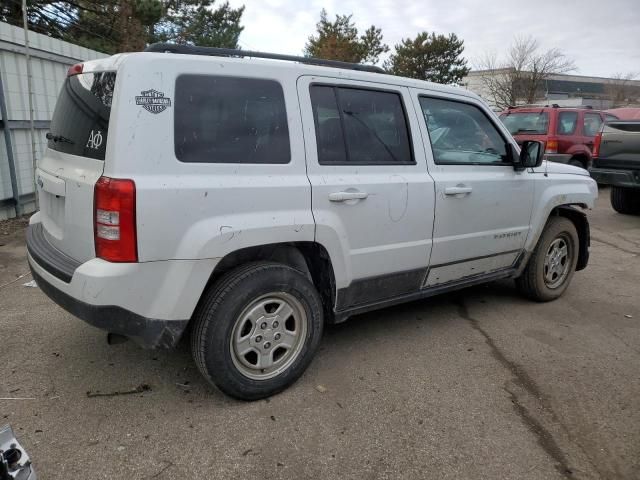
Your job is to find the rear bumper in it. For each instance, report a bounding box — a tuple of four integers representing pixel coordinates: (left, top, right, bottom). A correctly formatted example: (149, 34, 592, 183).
(29, 265, 187, 348)
(26, 217, 218, 348)
(589, 167, 640, 188)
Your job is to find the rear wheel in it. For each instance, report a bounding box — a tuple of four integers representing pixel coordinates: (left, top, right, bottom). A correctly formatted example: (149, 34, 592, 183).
(569, 158, 585, 169)
(610, 186, 640, 215)
(191, 262, 323, 400)
(516, 217, 579, 302)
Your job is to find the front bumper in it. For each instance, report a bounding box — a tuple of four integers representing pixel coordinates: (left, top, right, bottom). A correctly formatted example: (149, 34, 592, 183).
(590, 167, 640, 188)
(26, 219, 217, 348)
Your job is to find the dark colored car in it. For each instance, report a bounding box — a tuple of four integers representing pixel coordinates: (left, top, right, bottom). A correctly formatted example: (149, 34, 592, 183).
(591, 120, 640, 215)
(500, 105, 618, 168)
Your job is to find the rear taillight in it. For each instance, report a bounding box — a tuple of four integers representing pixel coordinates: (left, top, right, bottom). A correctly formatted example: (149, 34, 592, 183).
(94, 176, 137, 262)
(593, 131, 602, 158)
(67, 63, 83, 76)
(545, 138, 558, 154)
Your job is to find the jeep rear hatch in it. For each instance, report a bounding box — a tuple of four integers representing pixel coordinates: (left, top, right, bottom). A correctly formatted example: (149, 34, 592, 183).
(36, 65, 115, 263)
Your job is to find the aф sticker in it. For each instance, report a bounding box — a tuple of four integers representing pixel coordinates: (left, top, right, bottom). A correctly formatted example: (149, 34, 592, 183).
(86, 130, 103, 150)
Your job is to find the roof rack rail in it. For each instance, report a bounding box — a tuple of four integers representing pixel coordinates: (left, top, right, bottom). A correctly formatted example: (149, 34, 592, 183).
(507, 104, 548, 109)
(144, 43, 386, 74)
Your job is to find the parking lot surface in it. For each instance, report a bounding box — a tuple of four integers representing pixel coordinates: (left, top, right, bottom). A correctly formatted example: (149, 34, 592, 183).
(1, 189, 638, 479)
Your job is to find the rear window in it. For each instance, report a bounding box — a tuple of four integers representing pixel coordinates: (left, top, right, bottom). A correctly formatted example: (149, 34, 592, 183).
(309, 85, 413, 165)
(557, 111, 578, 135)
(499, 111, 549, 135)
(174, 75, 290, 164)
(47, 72, 116, 160)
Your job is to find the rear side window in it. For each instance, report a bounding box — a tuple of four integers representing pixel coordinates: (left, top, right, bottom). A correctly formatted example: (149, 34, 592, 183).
(583, 113, 603, 136)
(174, 75, 290, 164)
(48, 72, 116, 161)
(310, 85, 413, 165)
(557, 111, 578, 135)
(499, 111, 549, 135)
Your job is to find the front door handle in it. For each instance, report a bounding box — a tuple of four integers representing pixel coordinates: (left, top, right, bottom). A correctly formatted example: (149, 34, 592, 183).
(329, 191, 369, 202)
(444, 185, 473, 196)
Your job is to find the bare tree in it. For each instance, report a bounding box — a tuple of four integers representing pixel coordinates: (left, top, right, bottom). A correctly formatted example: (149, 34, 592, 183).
(476, 36, 576, 109)
(605, 72, 639, 107)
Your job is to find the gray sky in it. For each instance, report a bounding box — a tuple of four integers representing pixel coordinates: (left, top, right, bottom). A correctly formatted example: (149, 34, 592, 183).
(226, 0, 640, 78)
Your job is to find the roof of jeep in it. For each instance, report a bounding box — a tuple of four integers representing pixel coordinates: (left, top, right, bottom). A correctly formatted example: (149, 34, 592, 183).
(81, 51, 483, 104)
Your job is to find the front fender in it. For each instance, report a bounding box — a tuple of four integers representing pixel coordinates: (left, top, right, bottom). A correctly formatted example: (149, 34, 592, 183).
(525, 174, 597, 253)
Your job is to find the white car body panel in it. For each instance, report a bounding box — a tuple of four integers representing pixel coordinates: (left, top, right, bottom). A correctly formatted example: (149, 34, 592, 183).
(29, 212, 217, 320)
(296, 76, 435, 289)
(409, 88, 535, 283)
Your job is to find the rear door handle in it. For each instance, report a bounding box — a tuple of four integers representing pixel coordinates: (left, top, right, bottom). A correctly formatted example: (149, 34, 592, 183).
(444, 186, 472, 196)
(328, 191, 368, 202)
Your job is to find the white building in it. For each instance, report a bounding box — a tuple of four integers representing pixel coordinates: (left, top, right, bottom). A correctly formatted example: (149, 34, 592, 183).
(462, 69, 640, 111)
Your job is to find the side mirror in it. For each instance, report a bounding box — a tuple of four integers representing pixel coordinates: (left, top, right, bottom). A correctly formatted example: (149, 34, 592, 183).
(513, 140, 544, 171)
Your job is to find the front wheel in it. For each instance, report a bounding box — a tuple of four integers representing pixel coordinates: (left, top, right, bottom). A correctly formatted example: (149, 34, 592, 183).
(191, 262, 324, 400)
(516, 217, 579, 302)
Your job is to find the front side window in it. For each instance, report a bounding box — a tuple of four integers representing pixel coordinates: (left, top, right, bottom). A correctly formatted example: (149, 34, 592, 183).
(174, 75, 290, 164)
(557, 111, 578, 135)
(582, 113, 602, 136)
(420, 97, 509, 165)
(310, 85, 413, 165)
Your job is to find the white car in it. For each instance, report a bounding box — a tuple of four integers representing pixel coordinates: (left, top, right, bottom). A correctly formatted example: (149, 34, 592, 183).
(27, 44, 597, 400)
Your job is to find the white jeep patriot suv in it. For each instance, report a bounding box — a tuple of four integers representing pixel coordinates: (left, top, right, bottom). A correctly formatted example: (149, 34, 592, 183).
(27, 44, 597, 400)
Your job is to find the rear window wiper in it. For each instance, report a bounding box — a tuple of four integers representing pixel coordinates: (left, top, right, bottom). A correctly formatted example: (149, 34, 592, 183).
(46, 132, 74, 144)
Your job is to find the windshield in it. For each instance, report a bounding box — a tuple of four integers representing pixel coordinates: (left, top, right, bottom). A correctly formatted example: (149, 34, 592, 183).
(500, 111, 549, 135)
(47, 71, 116, 160)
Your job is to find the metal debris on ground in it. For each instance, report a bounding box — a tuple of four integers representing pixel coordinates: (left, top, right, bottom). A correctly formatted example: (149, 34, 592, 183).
(86, 384, 151, 398)
(0, 424, 37, 479)
(315, 385, 327, 393)
(22, 280, 37, 288)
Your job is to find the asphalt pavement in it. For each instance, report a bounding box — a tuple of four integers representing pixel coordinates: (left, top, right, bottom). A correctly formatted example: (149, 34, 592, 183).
(0, 188, 638, 479)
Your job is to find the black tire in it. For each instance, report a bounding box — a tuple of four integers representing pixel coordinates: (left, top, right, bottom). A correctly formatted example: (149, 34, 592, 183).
(610, 186, 640, 215)
(516, 217, 579, 302)
(569, 158, 585, 169)
(191, 261, 324, 400)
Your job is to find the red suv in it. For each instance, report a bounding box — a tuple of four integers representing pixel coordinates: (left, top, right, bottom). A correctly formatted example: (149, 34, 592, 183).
(500, 105, 618, 168)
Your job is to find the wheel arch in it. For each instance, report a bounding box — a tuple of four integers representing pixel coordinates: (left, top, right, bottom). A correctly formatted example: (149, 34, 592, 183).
(568, 153, 591, 169)
(198, 242, 338, 322)
(549, 205, 590, 271)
